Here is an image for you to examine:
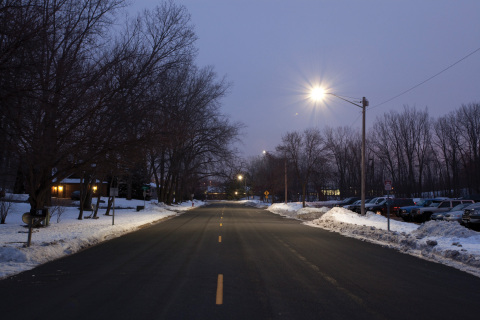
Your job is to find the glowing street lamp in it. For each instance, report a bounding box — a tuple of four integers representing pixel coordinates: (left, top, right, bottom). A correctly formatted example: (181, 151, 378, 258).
(237, 174, 248, 200)
(310, 86, 326, 101)
(311, 87, 369, 215)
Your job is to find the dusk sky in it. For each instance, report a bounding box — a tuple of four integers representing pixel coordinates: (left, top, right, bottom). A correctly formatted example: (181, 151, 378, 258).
(130, 0, 480, 158)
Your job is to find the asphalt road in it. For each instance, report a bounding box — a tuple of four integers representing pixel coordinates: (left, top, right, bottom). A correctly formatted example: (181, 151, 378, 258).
(1, 202, 480, 320)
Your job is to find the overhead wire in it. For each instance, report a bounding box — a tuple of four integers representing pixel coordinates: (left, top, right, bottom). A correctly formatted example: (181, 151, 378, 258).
(368, 46, 480, 111)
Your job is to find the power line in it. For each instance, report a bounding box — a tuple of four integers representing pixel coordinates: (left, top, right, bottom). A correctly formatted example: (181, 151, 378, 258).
(369, 46, 480, 110)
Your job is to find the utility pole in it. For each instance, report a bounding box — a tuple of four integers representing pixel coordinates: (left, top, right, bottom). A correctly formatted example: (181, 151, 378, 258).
(284, 157, 288, 204)
(360, 97, 368, 215)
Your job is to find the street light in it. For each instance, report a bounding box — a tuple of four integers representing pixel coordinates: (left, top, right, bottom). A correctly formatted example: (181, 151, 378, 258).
(237, 174, 248, 200)
(311, 88, 369, 215)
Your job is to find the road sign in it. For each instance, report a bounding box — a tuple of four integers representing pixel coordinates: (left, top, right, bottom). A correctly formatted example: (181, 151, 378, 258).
(264, 191, 269, 196)
(110, 187, 119, 197)
(384, 180, 392, 191)
(142, 185, 150, 190)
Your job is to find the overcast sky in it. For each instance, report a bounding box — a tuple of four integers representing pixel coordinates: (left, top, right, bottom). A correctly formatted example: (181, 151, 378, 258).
(130, 0, 480, 158)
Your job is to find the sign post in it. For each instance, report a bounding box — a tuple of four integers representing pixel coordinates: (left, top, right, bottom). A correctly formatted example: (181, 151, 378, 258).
(110, 187, 118, 225)
(384, 180, 392, 231)
(264, 190, 269, 203)
(142, 185, 150, 208)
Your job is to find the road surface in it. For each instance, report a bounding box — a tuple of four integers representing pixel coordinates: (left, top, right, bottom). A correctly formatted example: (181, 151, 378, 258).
(1, 202, 479, 319)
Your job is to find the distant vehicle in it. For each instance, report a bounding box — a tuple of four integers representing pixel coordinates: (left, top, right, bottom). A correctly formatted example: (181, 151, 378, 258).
(430, 211, 447, 221)
(399, 198, 442, 221)
(344, 199, 362, 211)
(411, 199, 474, 222)
(432, 203, 472, 221)
(364, 197, 388, 212)
(444, 203, 478, 223)
(71, 190, 81, 200)
(462, 203, 480, 227)
(367, 198, 414, 216)
(351, 198, 376, 214)
(334, 197, 360, 207)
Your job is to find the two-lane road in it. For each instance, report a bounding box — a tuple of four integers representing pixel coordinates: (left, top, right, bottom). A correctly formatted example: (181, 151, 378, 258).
(1, 203, 479, 319)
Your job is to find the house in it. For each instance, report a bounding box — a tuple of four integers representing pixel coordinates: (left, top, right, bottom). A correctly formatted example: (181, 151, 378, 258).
(51, 176, 108, 198)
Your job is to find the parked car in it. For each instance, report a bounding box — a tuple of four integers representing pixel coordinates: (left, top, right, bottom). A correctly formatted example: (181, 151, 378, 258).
(388, 198, 415, 216)
(70, 190, 81, 200)
(430, 211, 447, 221)
(399, 198, 443, 221)
(462, 203, 480, 228)
(444, 203, 479, 223)
(334, 197, 360, 207)
(411, 199, 474, 222)
(432, 203, 473, 221)
(364, 197, 388, 213)
(368, 198, 415, 216)
(350, 198, 374, 213)
(344, 199, 361, 211)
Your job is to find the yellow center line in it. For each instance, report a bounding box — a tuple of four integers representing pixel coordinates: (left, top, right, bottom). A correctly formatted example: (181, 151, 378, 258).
(216, 274, 224, 305)
(220, 223, 222, 226)
(219, 236, 222, 243)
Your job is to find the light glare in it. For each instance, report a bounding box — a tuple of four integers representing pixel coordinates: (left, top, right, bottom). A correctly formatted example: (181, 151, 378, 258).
(310, 87, 325, 101)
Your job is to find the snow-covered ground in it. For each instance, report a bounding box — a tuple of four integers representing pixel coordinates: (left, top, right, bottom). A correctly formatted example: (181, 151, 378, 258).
(0, 194, 203, 279)
(2, 197, 480, 280)
(253, 200, 480, 278)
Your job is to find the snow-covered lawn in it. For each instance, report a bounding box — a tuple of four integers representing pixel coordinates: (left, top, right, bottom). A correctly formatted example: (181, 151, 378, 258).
(2, 197, 480, 280)
(258, 201, 480, 278)
(0, 194, 203, 279)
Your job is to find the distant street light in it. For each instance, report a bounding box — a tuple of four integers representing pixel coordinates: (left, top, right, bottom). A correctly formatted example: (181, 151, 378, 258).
(237, 174, 248, 200)
(311, 88, 369, 215)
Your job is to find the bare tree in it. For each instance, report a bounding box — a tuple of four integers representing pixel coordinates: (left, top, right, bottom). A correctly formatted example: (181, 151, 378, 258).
(455, 103, 480, 194)
(146, 63, 242, 204)
(0, 195, 14, 224)
(325, 126, 361, 197)
(369, 106, 431, 197)
(0, 0, 200, 215)
(277, 128, 326, 207)
(433, 112, 462, 196)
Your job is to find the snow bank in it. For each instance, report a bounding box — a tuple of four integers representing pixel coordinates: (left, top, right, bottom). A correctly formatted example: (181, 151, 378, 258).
(267, 202, 326, 219)
(243, 199, 269, 208)
(0, 197, 204, 279)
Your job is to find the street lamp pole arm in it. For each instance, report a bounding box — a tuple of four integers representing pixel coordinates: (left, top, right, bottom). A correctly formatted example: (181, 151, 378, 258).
(325, 93, 363, 108)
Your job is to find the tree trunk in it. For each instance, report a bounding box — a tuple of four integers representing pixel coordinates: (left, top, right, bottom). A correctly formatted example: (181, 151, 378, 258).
(105, 196, 113, 216)
(302, 183, 306, 208)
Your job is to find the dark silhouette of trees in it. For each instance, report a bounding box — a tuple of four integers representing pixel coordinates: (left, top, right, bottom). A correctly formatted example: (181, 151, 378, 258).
(277, 128, 326, 207)
(246, 103, 480, 201)
(0, 0, 241, 213)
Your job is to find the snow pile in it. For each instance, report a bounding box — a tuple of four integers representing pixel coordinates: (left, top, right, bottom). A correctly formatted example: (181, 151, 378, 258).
(296, 207, 330, 220)
(243, 199, 269, 208)
(267, 202, 308, 218)
(267, 203, 480, 278)
(412, 220, 478, 238)
(0, 197, 204, 279)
